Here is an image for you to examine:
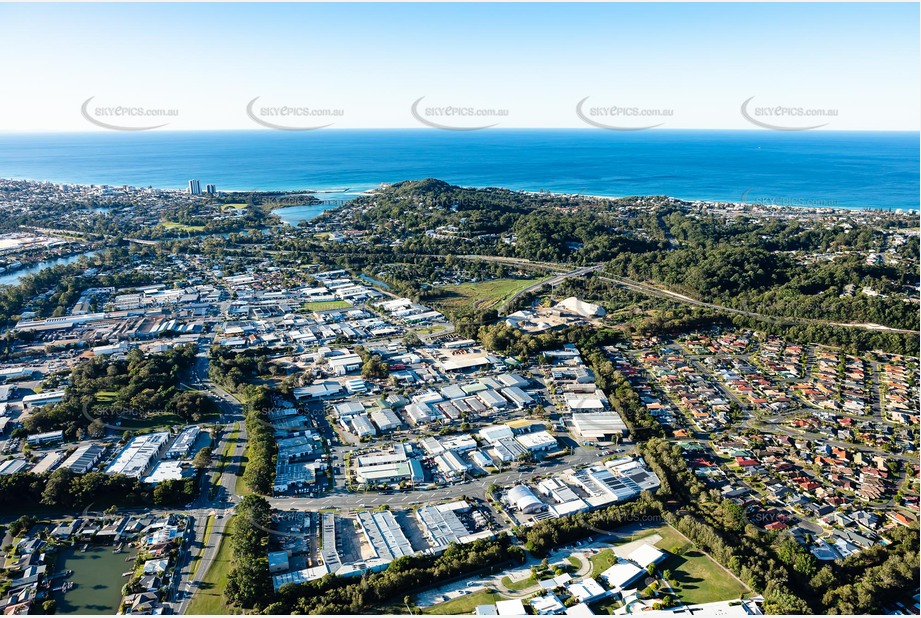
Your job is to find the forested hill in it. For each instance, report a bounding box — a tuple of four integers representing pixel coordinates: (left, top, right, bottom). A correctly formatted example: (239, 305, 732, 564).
(325, 178, 667, 262)
(311, 179, 919, 337)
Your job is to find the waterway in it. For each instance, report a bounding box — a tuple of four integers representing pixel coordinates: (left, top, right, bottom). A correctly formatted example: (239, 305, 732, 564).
(54, 545, 128, 615)
(0, 251, 97, 287)
(359, 273, 391, 290)
(271, 190, 362, 226)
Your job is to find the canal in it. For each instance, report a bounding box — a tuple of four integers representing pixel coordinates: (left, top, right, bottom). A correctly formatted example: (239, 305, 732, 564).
(54, 545, 128, 615)
(0, 251, 97, 287)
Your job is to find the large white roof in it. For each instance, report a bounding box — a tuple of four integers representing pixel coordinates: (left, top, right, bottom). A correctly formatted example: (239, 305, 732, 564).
(627, 543, 666, 568)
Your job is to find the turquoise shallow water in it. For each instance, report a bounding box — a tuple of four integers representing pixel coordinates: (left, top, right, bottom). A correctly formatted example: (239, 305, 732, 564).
(0, 129, 917, 210)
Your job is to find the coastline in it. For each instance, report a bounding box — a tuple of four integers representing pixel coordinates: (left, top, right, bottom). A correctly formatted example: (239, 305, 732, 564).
(529, 191, 910, 215)
(4, 175, 918, 215)
(0, 130, 916, 212)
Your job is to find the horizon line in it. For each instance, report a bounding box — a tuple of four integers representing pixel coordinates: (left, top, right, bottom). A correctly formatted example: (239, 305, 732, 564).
(1, 127, 919, 135)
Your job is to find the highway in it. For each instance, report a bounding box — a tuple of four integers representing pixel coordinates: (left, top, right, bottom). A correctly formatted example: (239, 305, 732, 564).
(497, 264, 602, 315)
(443, 252, 918, 335)
(595, 273, 920, 335)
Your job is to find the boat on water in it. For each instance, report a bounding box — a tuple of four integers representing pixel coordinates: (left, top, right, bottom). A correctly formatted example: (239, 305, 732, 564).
(122, 571, 133, 577)
(80, 543, 88, 552)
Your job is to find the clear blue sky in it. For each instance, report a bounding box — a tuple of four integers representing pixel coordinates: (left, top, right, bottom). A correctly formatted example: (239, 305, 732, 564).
(0, 3, 917, 131)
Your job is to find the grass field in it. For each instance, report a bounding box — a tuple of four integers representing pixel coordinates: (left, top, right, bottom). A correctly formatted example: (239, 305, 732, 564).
(186, 518, 235, 615)
(650, 525, 692, 555)
(115, 410, 218, 431)
(588, 526, 667, 578)
(648, 525, 747, 604)
(221, 203, 247, 211)
(94, 390, 118, 403)
(119, 412, 185, 430)
(422, 590, 502, 615)
(161, 220, 206, 232)
(303, 300, 351, 311)
(583, 524, 745, 607)
(426, 277, 544, 313)
(661, 549, 748, 604)
(415, 324, 448, 335)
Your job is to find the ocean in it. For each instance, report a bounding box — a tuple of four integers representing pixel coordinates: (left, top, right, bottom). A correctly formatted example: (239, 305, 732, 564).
(0, 130, 917, 210)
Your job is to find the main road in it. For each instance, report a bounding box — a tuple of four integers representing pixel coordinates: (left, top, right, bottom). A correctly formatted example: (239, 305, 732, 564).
(266, 443, 617, 512)
(443, 253, 917, 334)
(172, 349, 247, 615)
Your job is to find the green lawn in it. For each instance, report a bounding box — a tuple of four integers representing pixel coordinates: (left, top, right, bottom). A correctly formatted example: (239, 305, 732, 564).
(426, 277, 544, 313)
(422, 590, 502, 615)
(591, 597, 624, 615)
(161, 220, 206, 232)
(221, 203, 247, 211)
(117, 410, 218, 431)
(590, 548, 618, 578)
(186, 518, 235, 615)
(662, 549, 748, 605)
(303, 300, 351, 311)
(234, 447, 251, 497)
(646, 525, 747, 605)
(118, 412, 187, 430)
(415, 324, 447, 335)
(500, 574, 536, 591)
(94, 390, 118, 403)
(650, 525, 693, 555)
(588, 527, 665, 578)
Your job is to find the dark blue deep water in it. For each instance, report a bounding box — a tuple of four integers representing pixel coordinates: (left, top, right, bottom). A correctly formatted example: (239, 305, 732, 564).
(0, 130, 917, 210)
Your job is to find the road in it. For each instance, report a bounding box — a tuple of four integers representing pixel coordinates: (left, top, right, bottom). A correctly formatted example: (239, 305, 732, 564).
(740, 413, 916, 465)
(200, 246, 918, 335)
(267, 445, 611, 512)
(433, 252, 919, 335)
(498, 264, 602, 315)
(596, 273, 919, 335)
(172, 350, 247, 615)
(399, 253, 918, 334)
(157, 252, 913, 611)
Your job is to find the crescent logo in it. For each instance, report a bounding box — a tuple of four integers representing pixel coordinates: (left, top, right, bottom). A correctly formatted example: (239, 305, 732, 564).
(740, 96, 828, 131)
(575, 97, 664, 131)
(246, 97, 335, 131)
(410, 97, 498, 131)
(81, 97, 169, 131)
